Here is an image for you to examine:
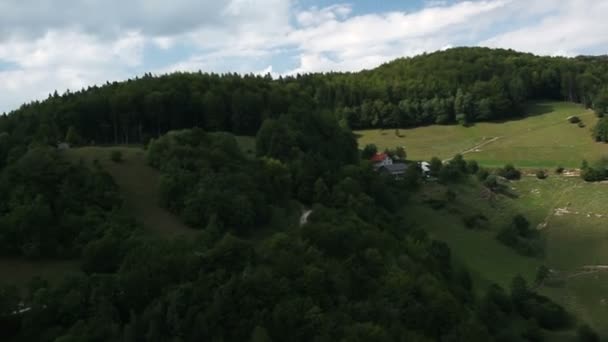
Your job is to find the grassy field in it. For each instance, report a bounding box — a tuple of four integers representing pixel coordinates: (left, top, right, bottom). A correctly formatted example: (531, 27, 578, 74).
(407, 175, 608, 336)
(64, 146, 198, 238)
(357, 101, 608, 168)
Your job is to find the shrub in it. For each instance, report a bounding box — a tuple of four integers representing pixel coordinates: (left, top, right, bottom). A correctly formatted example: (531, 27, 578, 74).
(568, 116, 581, 124)
(578, 121, 586, 128)
(555, 166, 564, 174)
(535, 169, 548, 180)
(463, 214, 489, 229)
(497, 214, 544, 257)
(498, 164, 521, 180)
(577, 324, 600, 342)
(477, 169, 490, 181)
(466, 160, 479, 174)
(111, 150, 123, 163)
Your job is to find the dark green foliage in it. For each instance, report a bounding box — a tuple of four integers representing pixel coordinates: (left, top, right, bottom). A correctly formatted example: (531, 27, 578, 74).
(580, 159, 607, 182)
(483, 174, 498, 190)
(148, 129, 271, 231)
(497, 215, 544, 257)
(477, 168, 490, 181)
(535, 265, 550, 286)
(466, 160, 479, 174)
(361, 144, 378, 159)
(536, 169, 548, 179)
(110, 150, 123, 163)
(593, 88, 608, 117)
(0, 147, 125, 258)
(577, 324, 600, 342)
(497, 164, 522, 180)
(463, 214, 489, 230)
(569, 116, 581, 123)
(592, 117, 608, 142)
(429, 157, 443, 177)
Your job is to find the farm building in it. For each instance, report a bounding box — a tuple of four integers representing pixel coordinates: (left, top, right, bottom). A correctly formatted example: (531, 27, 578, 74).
(370, 153, 408, 177)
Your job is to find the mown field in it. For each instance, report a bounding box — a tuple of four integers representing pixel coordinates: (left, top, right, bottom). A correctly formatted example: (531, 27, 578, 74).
(357, 101, 607, 168)
(404, 174, 608, 337)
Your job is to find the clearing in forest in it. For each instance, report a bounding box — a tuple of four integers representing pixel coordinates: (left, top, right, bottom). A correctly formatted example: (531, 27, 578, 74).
(65, 146, 197, 237)
(357, 101, 606, 168)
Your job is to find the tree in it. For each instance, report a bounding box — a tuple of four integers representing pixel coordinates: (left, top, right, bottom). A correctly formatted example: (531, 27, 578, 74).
(313, 178, 330, 204)
(593, 117, 608, 142)
(535, 265, 550, 286)
(429, 157, 443, 177)
(361, 144, 378, 159)
(593, 88, 608, 117)
(65, 126, 82, 146)
(577, 324, 600, 342)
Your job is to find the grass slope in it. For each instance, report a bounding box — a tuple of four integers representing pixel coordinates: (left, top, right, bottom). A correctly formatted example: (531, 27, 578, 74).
(407, 175, 608, 336)
(357, 101, 607, 168)
(65, 146, 197, 238)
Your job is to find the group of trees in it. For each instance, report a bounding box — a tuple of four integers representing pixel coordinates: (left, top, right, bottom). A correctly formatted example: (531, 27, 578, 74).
(497, 215, 544, 257)
(4, 48, 608, 148)
(0, 145, 132, 259)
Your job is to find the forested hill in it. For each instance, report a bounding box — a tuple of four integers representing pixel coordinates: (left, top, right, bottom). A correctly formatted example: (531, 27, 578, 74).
(2, 47, 608, 146)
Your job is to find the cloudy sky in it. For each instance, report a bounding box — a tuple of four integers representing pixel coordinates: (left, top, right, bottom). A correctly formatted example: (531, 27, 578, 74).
(1, 0, 607, 113)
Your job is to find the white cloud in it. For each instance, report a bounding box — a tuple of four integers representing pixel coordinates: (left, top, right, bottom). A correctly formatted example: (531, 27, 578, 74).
(481, 0, 608, 56)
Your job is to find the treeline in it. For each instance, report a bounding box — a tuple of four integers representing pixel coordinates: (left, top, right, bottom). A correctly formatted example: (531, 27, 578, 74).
(3, 47, 608, 146)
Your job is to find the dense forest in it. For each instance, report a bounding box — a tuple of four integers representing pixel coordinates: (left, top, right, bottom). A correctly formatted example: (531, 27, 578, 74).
(3, 47, 608, 146)
(0, 47, 603, 340)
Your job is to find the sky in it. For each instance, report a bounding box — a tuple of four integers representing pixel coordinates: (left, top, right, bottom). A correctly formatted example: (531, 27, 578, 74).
(1, 0, 608, 113)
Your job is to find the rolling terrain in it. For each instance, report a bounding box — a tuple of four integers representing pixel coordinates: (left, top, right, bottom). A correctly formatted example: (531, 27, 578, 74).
(359, 102, 608, 335)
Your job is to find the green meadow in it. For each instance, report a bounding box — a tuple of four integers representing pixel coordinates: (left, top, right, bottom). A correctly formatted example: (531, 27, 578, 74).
(357, 101, 608, 168)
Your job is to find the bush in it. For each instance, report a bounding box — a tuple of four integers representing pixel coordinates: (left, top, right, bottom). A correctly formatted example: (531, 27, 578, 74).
(466, 160, 479, 174)
(555, 166, 564, 174)
(568, 116, 581, 124)
(111, 150, 123, 163)
(463, 214, 489, 229)
(535, 170, 548, 180)
(578, 121, 586, 128)
(497, 215, 544, 257)
(497, 164, 521, 180)
(577, 324, 600, 342)
(477, 169, 490, 181)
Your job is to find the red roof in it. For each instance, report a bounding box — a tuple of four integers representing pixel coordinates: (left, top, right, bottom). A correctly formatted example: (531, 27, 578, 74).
(370, 153, 388, 162)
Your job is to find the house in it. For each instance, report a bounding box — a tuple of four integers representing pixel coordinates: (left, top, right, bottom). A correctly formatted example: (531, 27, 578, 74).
(370, 153, 408, 177)
(370, 152, 393, 167)
(378, 163, 408, 177)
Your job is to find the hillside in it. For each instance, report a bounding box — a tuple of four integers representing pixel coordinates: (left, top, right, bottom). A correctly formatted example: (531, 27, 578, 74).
(2, 47, 608, 341)
(405, 174, 608, 337)
(2, 47, 608, 150)
(358, 101, 606, 168)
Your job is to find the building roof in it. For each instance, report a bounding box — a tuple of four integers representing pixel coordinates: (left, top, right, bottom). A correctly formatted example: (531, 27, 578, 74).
(370, 152, 389, 162)
(379, 163, 408, 174)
